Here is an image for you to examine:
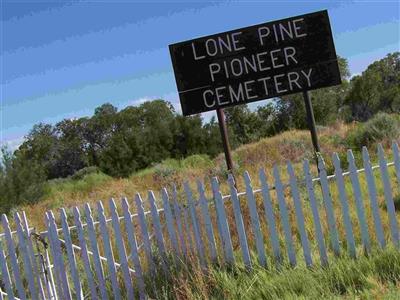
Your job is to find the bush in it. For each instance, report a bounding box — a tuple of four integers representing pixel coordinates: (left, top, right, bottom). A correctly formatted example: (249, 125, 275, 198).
(46, 171, 110, 197)
(182, 154, 212, 169)
(70, 166, 101, 180)
(0, 148, 47, 214)
(346, 113, 400, 149)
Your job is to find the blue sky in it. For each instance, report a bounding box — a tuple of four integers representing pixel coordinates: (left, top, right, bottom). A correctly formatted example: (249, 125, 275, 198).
(1, 0, 399, 149)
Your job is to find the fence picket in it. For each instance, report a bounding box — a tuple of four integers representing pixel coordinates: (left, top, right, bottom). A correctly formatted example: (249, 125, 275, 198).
(184, 183, 207, 267)
(161, 189, 180, 258)
(333, 154, 357, 258)
(45, 214, 63, 299)
(60, 209, 83, 299)
(303, 160, 328, 266)
(85, 204, 109, 300)
(318, 157, 341, 256)
(362, 147, 386, 249)
(287, 163, 312, 267)
(273, 165, 296, 266)
(14, 212, 38, 299)
(47, 211, 72, 299)
(197, 180, 218, 263)
(259, 169, 281, 264)
(0, 240, 15, 299)
(121, 198, 146, 299)
(148, 191, 168, 272)
(244, 172, 267, 267)
(97, 201, 121, 300)
(182, 201, 195, 256)
(347, 150, 371, 253)
(109, 199, 135, 300)
(21, 212, 46, 300)
(72, 207, 98, 300)
(2, 215, 27, 300)
(212, 177, 235, 265)
(172, 186, 189, 258)
(392, 141, 400, 191)
(378, 144, 400, 248)
(228, 175, 251, 269)
(135, 194, 156, 273)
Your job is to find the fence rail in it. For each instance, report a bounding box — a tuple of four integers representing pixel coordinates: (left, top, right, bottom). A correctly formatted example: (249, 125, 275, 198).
(0, 143, 399, 299)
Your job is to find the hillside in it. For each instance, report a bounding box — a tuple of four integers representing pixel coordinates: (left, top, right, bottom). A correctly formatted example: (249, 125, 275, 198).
(19, 114, 398, 230)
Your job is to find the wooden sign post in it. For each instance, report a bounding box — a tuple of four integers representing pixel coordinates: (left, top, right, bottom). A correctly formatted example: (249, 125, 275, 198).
(216, 108, 234, 171)
(169, 10, 340, 171)
(303, 91, 321, 154)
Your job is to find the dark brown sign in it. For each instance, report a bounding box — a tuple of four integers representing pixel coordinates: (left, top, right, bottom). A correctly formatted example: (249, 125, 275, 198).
(169, 10, 341, 116)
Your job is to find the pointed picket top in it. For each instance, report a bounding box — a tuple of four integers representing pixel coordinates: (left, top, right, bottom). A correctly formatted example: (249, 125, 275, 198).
(228, 174, 252, 269)
(121, 197, 146, 299)
(197, 179, 218, 263)
(2, 214, 27, 300)
(273, 164, 296, 266)
(287, 162, 312, 267)
(317, 156, 341, 256)
(243, 171, 267, 267)
(303, 159, 328, 266)
(347, 149, 371, 253)
(258, 168, 281, 264)
(332, 153, 356, 258)
(377, 143, 400, 248)
(211, 177, 235, 265)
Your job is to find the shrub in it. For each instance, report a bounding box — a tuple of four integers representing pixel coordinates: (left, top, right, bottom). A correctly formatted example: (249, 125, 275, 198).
(346, 113, 400, 149)
(70, 166, 101, 180)
(182, 154, 212, 169)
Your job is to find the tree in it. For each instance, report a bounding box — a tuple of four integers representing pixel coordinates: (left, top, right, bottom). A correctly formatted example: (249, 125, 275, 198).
(171, 115, 207, 158)
(345, 52, 400, 121)
(272, 56, 351, 130)
(82, 103, 118, 166)
(224, 105, 261, 146)
(0, 146, 46, 214)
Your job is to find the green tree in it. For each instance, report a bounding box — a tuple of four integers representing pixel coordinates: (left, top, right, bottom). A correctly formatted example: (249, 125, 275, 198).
(224, 105, 262, 146)
(0, 147, 46, 214)
(272, 56, 351, 130)
(345, 52, 400, 121)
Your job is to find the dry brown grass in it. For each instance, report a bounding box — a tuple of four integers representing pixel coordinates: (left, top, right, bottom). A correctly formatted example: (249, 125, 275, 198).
(18, 121, 397, 236)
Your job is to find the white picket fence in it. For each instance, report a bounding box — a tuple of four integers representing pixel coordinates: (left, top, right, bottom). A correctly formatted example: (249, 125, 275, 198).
(0, 143, 399, 299)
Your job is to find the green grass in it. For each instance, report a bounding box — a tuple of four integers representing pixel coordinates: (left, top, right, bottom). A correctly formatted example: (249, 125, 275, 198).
(146, 247, 400, 299)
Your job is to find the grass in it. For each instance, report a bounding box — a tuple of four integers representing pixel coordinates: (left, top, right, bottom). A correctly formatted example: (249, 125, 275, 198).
(146, 247, 400, 299)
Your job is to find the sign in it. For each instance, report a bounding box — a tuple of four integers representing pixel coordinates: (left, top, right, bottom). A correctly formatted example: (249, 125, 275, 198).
(169, 10, 341, 116)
